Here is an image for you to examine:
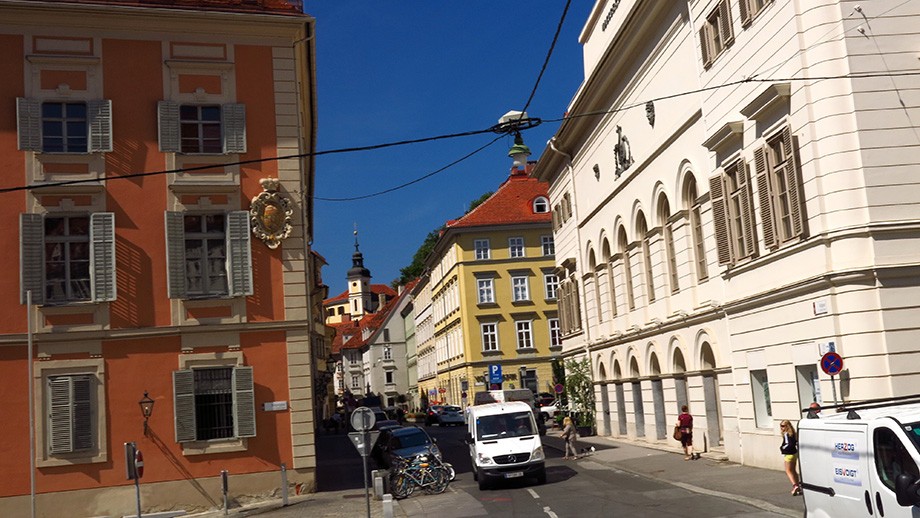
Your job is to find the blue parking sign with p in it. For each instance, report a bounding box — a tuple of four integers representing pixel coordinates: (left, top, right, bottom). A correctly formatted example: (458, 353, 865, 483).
(489, 364, 502, 384)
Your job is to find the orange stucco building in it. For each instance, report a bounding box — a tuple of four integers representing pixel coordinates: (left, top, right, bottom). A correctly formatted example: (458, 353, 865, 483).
(0, 0, 321, 515)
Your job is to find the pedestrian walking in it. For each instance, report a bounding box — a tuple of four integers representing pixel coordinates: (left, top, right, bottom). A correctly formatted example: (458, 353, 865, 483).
(331, 411, 342, 433)
(781, 420, 802, 495)
(562, 416, 578, 459)
(677, 405, 698, 460)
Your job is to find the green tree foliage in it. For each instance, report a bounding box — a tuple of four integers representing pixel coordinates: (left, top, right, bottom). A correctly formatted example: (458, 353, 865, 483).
(564, 357, 596, 429)
(392, 191, 494, 287)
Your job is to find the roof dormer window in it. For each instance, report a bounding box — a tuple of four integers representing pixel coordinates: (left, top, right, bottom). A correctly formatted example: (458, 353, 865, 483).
(533, 196, 549, 213)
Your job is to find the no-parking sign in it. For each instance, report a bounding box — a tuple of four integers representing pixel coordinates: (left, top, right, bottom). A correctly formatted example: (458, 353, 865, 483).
(821, 352, 843, 376)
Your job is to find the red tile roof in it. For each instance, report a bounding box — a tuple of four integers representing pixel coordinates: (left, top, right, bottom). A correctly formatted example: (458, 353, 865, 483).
(447, 164, 551, 229)
(329, 281, 416, 354)
(323, 284, 397, 306)
(33, 0, 304, 16)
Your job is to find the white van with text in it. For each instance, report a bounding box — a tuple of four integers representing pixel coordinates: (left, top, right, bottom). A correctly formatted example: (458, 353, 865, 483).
(466, 401, 546, 490)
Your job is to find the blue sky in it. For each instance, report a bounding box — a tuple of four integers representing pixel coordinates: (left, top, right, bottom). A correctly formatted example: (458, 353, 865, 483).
(308, 2, 594, 292)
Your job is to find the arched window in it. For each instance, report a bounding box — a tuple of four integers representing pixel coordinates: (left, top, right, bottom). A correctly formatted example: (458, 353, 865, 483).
(685, 177, 708, 281)
(602, 238, 616, 317)
(658, 195, 679, 293)
(589, 248, 602, 323)
(533, 196, 549, 213)
(637, 212, 655, 303)
(618, 227, 635, 310)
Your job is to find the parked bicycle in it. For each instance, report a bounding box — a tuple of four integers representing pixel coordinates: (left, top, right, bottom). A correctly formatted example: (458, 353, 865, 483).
(388, 448, 451, 498)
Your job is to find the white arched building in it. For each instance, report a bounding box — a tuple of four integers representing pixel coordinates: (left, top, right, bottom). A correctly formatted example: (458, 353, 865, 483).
(532, 0, 920, 470)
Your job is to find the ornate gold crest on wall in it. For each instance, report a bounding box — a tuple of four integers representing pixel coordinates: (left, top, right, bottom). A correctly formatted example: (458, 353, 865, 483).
(250, 177, 293, 249)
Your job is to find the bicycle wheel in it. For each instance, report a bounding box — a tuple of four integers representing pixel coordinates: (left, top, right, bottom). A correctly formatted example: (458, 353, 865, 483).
(423, 466, 450, 494)
(390, 471, 414, 499)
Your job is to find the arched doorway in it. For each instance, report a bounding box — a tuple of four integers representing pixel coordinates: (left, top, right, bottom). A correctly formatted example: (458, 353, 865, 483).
(598, 361, 611, 436)
(700, 342, 722, 447)
(630, 357, 645, 437)
(650, 353, 666, 440)
(673, 347, 688, 413)
(613, 360, 627, 435)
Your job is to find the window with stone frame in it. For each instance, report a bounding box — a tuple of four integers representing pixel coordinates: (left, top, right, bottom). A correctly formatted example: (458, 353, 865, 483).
(157, 101, 246, 155)
(474, 239, 490, 260)
(739, 0, 771, 26)
(699, 0, 734, 68)
(543, 273, 558, 300)
(16, 98, 112, 154)
(686, 180, 709, 281)
(508, 237, 525, 258)
(164, 211, 252, 300)
(173, 366, 256, 443)
(710, 158, 757, 266)
(541, 235, 555, 256)
(47, 374, 94, 454)
(511, 275, 530, 302)
(20, 212, 116, 306)
(477, 278, 495, 304)
(481, 322, 499, 352)
(548, 318, 561, 348)
(754, 126, 806, 250)
(515, 320, 533, 349)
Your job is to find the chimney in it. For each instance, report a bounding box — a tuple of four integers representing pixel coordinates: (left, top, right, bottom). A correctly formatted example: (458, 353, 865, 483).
(378, 293, 386, 309)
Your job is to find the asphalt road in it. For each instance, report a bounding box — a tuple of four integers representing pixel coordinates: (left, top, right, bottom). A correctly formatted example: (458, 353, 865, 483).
(308, 422, 790, 518)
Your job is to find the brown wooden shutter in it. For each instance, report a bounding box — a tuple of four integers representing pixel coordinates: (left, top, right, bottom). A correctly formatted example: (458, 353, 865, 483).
(739, 162, 757, 259)
(754, 146, 778, 249)
(719, 0, 735, 47)
(781, 127, 806, 238)
(699, 25, 712, 68)
(709, 174, 733, 265)
(739, 0, 751, 26)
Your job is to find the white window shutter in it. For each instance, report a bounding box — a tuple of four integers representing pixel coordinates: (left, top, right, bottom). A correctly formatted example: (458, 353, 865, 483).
(49, 377, 74, 454)
(233, 366, 256, 438)
(20, 213, 44, 305)
(17, 97, 42, 151)
(226, 211, 253, 297)
(88, 100, 113, 153)
(90, 213, 117, 302)
(754, 146, 778, 249)
(157, 101, 180, 153)
(173, 369, 196, 443)
(708, 174, 733, 265)
(164, 211, 187, 299)
(221, 103, 246, 154)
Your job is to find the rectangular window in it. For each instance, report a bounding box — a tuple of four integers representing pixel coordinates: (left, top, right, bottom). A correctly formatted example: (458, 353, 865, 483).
(740, 0, 768, 26)
(541, 235, 555, 256)
(383, 329, 390, 342)
(509, 237, 525, 258)
(512, 276, 530, 302)
(544, 274, 558, 300)
(48, 375, 94, 454)
(180, 105, 223, 154)
(384, 347, 392, 360)
(710, 159, 756, 266)
(165, 211, 252, 300)
(18, 98, 113, 154)
(699, 0, 734, 68)
(173, 365, 256, 443)
(796, 364, 821, 409)
(477, 278, 494, 304)
(548, 318, 561, 348)
(756, 127, 806, 249)
(21, 212, 116, 305)
(42, 102, 88, 153)
(158, 101, 245, 155)
(184, 214, 228, 297)
(516, 320, 533, 349)
(481, 323, 498, 352)
(385, 371, 394, 384)
(750, 369, 773, 428)
(351, 375, 360, 388)
(690, 189, 709, 281)
(43, 215, 91, 302)
(474, 239, 490, 260)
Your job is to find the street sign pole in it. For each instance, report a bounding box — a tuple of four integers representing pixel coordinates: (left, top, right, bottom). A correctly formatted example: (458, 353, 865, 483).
(362, 430, 370, 518)
(348, 407, 376, 518)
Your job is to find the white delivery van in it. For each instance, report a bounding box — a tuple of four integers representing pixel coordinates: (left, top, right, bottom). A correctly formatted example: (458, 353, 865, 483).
(466, 401, 546, 490)
(474, 389, 546, 435)
(799, 396, 920, 518)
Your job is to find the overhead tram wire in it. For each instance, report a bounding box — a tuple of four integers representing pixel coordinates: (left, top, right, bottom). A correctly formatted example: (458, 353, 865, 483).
(519, 0, 573, 116)
(2, 70, 918, 198)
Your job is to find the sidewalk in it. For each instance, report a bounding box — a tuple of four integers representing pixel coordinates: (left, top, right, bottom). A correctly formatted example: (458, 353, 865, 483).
(541, 428, 805, 517)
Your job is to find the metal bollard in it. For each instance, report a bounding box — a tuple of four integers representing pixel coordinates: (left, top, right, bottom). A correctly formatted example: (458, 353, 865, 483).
(382, 494, 394, 518)
(372, 470, 385, 500)
(281, 463, 288, 507)
(221, 470, 229, 515)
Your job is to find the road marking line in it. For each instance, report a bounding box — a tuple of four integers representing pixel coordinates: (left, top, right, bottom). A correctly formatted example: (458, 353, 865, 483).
(527, 488, 540, 499)
(543, 505, 558, 518)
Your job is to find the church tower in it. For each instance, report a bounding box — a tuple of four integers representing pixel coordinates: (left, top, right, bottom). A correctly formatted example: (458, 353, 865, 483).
(346, 230, 373, 319)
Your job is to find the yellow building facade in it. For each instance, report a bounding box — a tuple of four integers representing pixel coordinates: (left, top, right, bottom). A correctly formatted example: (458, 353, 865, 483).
(417, 164, 560, 407)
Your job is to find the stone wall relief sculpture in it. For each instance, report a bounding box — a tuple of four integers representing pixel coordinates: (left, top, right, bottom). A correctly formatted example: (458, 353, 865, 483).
(614, 125, 634, 178)
(250, 177, 294, 249)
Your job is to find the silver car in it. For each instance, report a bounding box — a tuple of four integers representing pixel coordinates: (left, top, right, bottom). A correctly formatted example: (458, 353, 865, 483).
(437, 405, 465, 426)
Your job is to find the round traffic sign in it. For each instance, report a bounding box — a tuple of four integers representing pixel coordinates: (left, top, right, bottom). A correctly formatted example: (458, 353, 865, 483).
(135, 450, 144, 479)
(554, 383, 564, 394)
(821, 352, 843, 376)
(350, 407, 375, 432)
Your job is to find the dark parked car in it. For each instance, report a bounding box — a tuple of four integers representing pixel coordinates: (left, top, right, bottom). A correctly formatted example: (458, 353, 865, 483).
(370, 425, 441, 469)
(425, 405, 444, 426)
